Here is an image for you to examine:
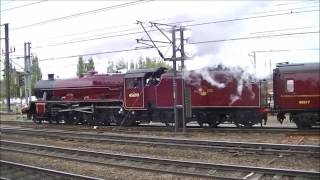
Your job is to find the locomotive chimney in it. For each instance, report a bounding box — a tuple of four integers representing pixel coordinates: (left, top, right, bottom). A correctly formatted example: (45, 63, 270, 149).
(48, 74, 54, 80)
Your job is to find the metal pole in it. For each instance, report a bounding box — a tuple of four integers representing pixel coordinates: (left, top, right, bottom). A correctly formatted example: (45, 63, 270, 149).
(24, 42, 27, 104)
(4, 23, 10, 112)
(180, 26, 186, 133)
(27, 42, 32, 104)
(172, 27, 178, 132)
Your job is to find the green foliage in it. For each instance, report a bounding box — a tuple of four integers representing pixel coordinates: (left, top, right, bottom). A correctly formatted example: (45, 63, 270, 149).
(106, 61, 116, 73)
(1, 60, 20, 97)
(105, 56, 171, 73)
(76, 56, 85, 77)
(136, 56, 171, 69)
(86, 57, 95, 71)
(76, 56, 95, 77)
(115, 59, 127, 70)
(31, 56, 42, 94)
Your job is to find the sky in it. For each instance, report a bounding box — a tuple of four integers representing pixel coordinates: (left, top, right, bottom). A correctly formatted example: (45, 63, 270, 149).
(0, 0, 319, 79)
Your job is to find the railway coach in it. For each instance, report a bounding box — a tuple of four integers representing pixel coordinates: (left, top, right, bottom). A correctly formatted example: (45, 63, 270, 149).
(273, 63, 320, 128)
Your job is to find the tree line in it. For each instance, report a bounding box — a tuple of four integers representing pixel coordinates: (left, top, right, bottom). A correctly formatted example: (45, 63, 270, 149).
(76, 56, 171, 76)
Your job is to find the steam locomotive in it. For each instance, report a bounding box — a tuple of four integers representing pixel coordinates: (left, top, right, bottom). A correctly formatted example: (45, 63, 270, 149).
(23, 62, 320, 128)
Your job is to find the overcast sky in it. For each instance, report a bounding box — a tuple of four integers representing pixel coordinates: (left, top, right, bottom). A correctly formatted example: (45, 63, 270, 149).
(1, 0, 319, 79)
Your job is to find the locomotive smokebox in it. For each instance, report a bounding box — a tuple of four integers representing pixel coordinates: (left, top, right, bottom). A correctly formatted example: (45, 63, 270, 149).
(48, 74, 54, 80)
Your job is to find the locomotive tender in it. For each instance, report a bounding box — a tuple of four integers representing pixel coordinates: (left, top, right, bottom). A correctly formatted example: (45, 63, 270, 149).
(24, 63, 319, 128)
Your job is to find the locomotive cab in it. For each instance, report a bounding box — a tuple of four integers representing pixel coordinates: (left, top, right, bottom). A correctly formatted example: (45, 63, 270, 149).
(124, 67, 167, 109)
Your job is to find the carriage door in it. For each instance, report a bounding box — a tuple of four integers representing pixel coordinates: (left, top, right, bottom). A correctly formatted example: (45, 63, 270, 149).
(124, 77, 145, 109)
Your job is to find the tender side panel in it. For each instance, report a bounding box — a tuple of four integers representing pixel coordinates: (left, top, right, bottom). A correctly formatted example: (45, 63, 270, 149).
(155, 74, 260, 108)
(191, 81, 260, 108)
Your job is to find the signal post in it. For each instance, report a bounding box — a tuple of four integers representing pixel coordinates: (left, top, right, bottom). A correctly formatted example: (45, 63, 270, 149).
(137, 21, 191, 133)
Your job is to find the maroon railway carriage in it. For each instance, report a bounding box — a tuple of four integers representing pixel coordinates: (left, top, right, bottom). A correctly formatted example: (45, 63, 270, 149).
(273, 63, 320, 128)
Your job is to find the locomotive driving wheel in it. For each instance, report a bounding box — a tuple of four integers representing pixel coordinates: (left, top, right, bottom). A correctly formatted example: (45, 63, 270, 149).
(69, 112, 82, 125)
(83, 113, 94, 125)
(119, 111, 137, 126)
(55, 112, 68, 124)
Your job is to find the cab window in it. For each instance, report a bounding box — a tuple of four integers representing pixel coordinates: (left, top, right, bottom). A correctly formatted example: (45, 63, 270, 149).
(126, 78, 142, 88)
(286, 79, 294, 93)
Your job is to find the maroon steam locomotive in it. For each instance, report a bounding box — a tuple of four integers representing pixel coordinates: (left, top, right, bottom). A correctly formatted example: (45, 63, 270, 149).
(24, 62, 319, 128)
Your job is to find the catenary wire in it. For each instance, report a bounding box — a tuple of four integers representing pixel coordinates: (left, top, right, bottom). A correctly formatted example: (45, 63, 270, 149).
(1, 0, 48, 12)
(249, 4, 319, 15)
(30, 9, 319, 49)
(250, 26, 318, 34)
(187, 9, 319, 27)
(28, 5, 320, 46)
(188, 31, 319, 45)
(11, 0, 154, 31)
(9, 4, 318, 45)
(31, 19, 193, 47)
(34, 31, 319, 61)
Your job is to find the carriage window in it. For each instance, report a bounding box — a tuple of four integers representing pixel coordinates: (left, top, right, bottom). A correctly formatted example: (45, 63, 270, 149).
(126, 78, 142, 88)
(286, 80, 294, 92)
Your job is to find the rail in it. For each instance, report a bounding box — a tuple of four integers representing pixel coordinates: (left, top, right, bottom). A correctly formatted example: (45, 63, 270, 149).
(0, 160, 103, 180)
(1, 140, 319, 179)
(1, 127, 319, 155)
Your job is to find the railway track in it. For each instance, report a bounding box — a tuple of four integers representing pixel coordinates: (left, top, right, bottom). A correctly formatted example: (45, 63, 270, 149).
(0, 160, 102, 180)
(1, 127, 319, 156)
(1, 140, 319, 179)
(1, 120, 319, 134)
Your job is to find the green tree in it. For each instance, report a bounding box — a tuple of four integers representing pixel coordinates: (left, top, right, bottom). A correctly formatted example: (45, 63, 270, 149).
(77, 56, 95, 76)
(1, 60, 19, 98)
(31, 56, 42, 94)
(129, 61, 135, 69)
(115, 59, 127, 70)
(76, 56, 85, 77)
(85, 57, 95, 72)
(106, 61, 116, 73)
(11, 67, 19, 97)
(136, 56, 170, 69)
(137, 56, 145, 68)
